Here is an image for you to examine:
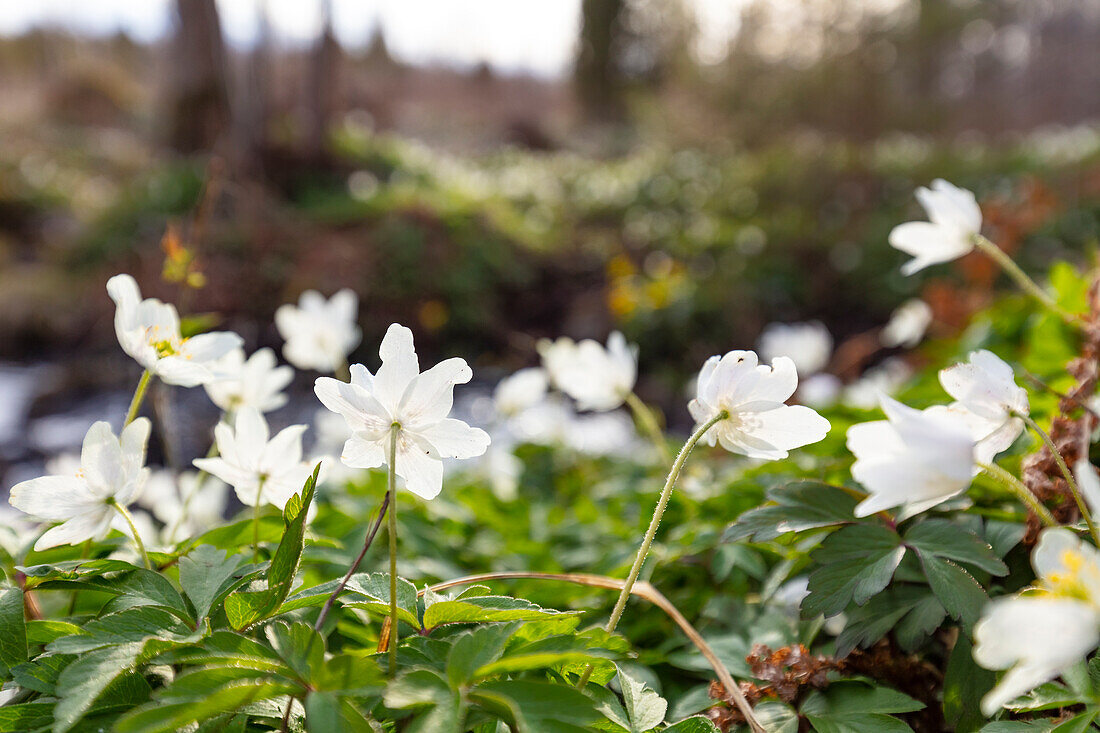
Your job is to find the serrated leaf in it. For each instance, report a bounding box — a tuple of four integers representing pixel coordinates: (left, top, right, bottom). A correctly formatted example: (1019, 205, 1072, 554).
(1003, 682, 1080, 712)
(752, 701, 799, 733)
(800, 681, 924, 716)
(0, 587, 27, 676)
(617, 665, 667, 732)
(11, 654, 73, 695)
(918, 554, 988, 627)
(25, 620, 81, 646)
(804, 524, 905, 617)
(305, 691, 372, 732)
(224, 467, 319, 630)
(384, 669, 463, 733)
(423, 595, 579, 630)
(469, 679, 600, 732)
(904, 520, 1008, 576)
(663, 717, 722, 733)
(179, 546, 255, 622)
(723, 482, 861, 543)
(338, 573, 421, 630)
(447, 622, 521, 686)
(0, 702, 54, 732)
(266, 621, 325, 683)
(114, 678, 299, 733)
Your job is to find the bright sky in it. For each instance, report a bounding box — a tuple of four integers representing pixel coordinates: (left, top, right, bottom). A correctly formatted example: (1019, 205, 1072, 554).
(0, 0, 745, 77)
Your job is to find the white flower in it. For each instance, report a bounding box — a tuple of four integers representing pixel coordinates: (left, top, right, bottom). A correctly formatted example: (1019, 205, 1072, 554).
(847, 396, 974, 518)
(493, 368, 549, 417)
(193, 408, 313, 510)
(565, 410, 638, 457)
(204, 347, 294, 413)
(975, 528, 1100, 715)
(314, 323, 491, 500)
(537, 332, 637, 411)
(843, 357, 913, 409)
(107, 274, 242, 387)
(688, 350, 830, 460)
(1077, 459, 1100, 517)
(275, 289, 361, 373)
(757, 321, 832, 376)
(881, 299, 933, 349)
(889, 179, 982, 275)
(936, 350, 1028, 464)
(140, 469, 228, 543)
(10, 419, 151, 550)
(797, 373, 842, 410)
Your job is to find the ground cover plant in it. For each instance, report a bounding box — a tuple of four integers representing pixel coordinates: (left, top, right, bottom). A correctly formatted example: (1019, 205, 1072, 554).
(4, 177, 1100, 732)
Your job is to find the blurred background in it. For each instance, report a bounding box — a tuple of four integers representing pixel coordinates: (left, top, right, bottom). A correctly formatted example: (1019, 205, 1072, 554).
(2, 0, 1100, 486)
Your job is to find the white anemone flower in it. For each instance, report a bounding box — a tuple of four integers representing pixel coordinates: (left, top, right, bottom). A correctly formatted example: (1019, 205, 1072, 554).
(493, 368, 549, 417)
(797, 373, 842, 410)
(889, 179, 982, 275)
(537, 332, 637, 411)
(847, 396, 975, 518)
(688, 350, 830, 460)
(140, 469, 229, 543)
(936, 350, 1028, 464)
(975, 528, 1100, 715)
(881, 299, 933, 349)
(193, 408, 313, 510)
(843, 357, 913, 409)
(275, 289, 361, 374)
(204, 347, 294, 413)
(314, 323, 491, 500)
(757, 321, 833, 376)
(107, 274, 242, 387)
(10, 419, 151, 550)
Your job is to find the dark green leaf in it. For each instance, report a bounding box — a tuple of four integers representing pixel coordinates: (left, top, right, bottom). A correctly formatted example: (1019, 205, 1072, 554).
(904, 521, 1008, 576)
(943, 634, 996, 732)
(469, 679, 600, 732)
(918, 554, 988, 627)
(384, 669, 464, 733)
(178, 545, 254, 622)
(0, 587, 27, 676)
(723, 482, 861, 543)
(804, 524, 905, 617)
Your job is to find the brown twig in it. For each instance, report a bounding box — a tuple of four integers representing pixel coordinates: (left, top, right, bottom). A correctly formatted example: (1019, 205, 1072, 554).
(386, 571, 764, 733)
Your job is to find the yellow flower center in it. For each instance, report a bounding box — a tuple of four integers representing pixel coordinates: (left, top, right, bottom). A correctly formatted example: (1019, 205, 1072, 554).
(1041, 548, 1100, 603)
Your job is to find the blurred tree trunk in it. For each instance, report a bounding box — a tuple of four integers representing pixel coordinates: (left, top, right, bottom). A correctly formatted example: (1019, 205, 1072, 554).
(575, 0, 626, 121)
(305, 0, 341, 160)
(167, 0, 230, 153)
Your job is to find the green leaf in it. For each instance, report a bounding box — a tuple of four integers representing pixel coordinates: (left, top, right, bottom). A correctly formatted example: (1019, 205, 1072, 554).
(801, 682, 923, 733)
(423, 595, 579, 630)
(25, 620, 81, 646)
(1003, 682, 1080, 712)
(0, 702, 54, 732)
(338, 573, 421, 630)
(616, 665, 667, 732)
(836, 587, 946, 656)
(447, 622, 521, 686)
(804, 524, 905, 617)
(224, 466, 320, 630)
(723, 482, 861, 543)
(918, 554, 988, 627)
(10, 654, 73, 695)
(1052, 711, 1099, 733)
(904, 520, 1009, 576)
(384, 668, 464, 733)
(87, 569, 194, 626)
(305, 691, 374, 732)
(943, 634, 996, 732)
(53, 641, 145, 733)
(266, 621, 325, 683)
(178, 546, 254, 622)
(0, 587, 27, 676)
(115, 678, 299, 733)
(663, 717, 722, 733)
(752, 701, 799, 733)
(469, 679, 600, 733)
(47, 607, 192, 655)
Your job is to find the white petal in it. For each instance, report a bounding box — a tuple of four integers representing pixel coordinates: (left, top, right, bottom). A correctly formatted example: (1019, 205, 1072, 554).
(400, 357, 471, 427)
(889, 221, 974, 274)
(155, 357, 215, 387)
(394, 439, 445, 500)
(9, 476, 99, 521)
(341, 436, 386, 469)
(415, 418, 491, 460)
(106, 273, 141, 308)
(373, 324, 419, 414)
(920, 179, 982, 234)
(34, 510, 114, 551)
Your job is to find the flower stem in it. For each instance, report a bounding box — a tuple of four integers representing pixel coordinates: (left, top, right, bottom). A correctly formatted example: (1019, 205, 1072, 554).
(978, 461, 1058, 527)
(108, 499, 150, 569)
(624, 391, 672, 461)
(252, 477, 266, 562)
(972, 235, 1080, 326)
(124, 370, 153, 425)
(386, 424, 400, 678)
(577, 410, 727, 690)
(1020, 413, 1100, 544)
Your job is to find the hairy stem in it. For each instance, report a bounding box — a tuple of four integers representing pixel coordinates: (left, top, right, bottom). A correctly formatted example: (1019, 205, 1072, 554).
(422, 571, 764, 733)
(386, 424, 400, 677)
(577, 410, 727, 689)
(108, 499, 150, 569)
(624, 391, 672, 461)
(124, 370, 153, 425)
(252, 477, 267, 562)
(978, 461, 1058, 527)
(972, 235, 1080, 326)
(1020, 413, 1099, 544)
